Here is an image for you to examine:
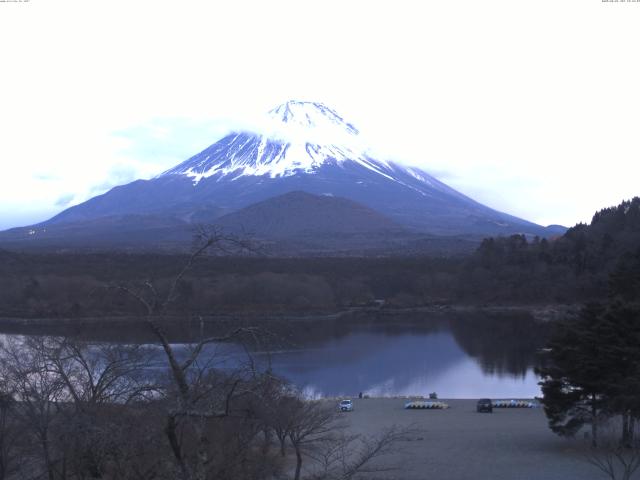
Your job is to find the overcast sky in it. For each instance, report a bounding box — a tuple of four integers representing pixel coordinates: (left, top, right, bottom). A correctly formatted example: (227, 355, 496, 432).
(1, 0, 639, 230)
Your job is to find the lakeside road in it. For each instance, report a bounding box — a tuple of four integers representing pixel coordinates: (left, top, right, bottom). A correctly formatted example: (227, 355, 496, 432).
(338, 399, 599, 480)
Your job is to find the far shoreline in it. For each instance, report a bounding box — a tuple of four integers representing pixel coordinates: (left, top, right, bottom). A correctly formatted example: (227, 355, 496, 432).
(0, 302, 579, 330)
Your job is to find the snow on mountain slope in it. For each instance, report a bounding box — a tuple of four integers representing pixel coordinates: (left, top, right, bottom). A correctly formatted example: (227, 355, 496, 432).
(270, 100, 359, 132)
(18, 100, 557, 240)
(162, 101, 396, 182)
(160, 100, 466, 202)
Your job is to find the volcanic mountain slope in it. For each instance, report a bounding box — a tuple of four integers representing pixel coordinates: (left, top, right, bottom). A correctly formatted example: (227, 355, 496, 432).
(216, 191, 404, 238)
(0, 192, 439, 254)
(0, 100, 564, 252)
(212, 191, 429, 254)
(0, 215, 194, 251)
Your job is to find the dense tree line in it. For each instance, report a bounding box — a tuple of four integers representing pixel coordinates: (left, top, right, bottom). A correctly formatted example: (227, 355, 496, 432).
(462, 197, 640, 303)
(0, 255, 459, 318)
(536, 302, 640, 445)
(528, 218, 640, 478)
(1, 198, 639, 318)
(536, 248, 640, 479)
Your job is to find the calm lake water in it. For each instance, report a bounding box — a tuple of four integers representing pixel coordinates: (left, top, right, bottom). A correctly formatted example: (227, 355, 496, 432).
(252, 330, 541, 399)
(0, 312, 549, 399)
(167, 312, 549, 399)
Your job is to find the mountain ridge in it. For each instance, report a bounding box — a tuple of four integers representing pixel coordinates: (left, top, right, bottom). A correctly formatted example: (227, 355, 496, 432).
(0, 100, 565, 252)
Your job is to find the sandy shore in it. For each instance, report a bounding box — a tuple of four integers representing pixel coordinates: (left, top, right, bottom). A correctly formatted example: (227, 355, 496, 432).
(336, 398, 598, 480)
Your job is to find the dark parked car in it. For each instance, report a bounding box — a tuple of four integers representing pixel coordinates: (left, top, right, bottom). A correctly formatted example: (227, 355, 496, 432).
(477, 398, 493, 413)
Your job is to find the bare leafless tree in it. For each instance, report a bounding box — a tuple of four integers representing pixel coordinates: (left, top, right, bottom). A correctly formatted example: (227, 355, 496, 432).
(46, 338, 159, 479)
(279, 396, 417, 480)
(0, 388, 19, 480)
(109, 227, 414, 480)
(585, 421, 640, 480)
(308, 425, 416, 480)
(0, 334, 166, 480)
(0, 336, 67, 480)
(112, 226, 271, 480)
(41, 338, 157, 408)
(286, 400, 342, 480)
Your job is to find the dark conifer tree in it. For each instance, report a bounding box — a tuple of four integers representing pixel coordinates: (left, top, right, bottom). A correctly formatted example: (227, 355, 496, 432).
(536, 303, 611, 446)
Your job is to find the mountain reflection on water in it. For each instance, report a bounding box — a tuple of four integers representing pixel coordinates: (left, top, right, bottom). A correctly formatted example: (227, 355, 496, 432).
(248, 313, 548, 398)
(0, 311, 549, 399)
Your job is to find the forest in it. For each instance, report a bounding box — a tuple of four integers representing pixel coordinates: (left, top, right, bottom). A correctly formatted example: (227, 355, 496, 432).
(1, 198, 639, 320)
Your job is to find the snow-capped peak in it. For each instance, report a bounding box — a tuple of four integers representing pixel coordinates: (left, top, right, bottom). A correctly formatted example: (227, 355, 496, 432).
(161, 101, 395, 183)
(269, 100, 359, 136)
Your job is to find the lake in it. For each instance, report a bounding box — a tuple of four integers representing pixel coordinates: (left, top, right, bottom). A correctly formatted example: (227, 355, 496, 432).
(0, 311, 549, 399)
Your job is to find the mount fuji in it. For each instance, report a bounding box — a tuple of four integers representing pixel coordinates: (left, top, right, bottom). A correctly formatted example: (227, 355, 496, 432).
(0, 101, 564, 253)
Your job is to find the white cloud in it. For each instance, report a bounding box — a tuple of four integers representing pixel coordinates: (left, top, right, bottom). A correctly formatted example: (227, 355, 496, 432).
(0, 0, 639, 229)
